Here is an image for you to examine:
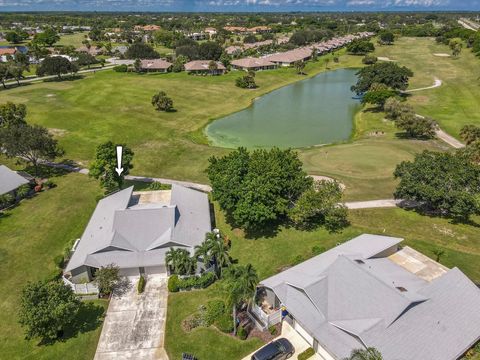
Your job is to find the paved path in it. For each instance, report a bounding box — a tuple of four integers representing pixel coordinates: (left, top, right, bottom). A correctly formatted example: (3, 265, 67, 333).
(414, 115, 465, 149)
(458, 19, 479, 32)
(3, 65, 115, 87)
(345, 199, 402, 210)
(94, 275, 169, 360)
(404, 79, 442, 93)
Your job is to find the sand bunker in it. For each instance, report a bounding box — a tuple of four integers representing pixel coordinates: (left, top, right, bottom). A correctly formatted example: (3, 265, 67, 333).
(377, 56, 395, 62)
(434, 53, 451, 57)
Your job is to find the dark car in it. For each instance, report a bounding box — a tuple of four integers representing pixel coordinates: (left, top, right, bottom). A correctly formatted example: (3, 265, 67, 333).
(251, 338, 295, 360)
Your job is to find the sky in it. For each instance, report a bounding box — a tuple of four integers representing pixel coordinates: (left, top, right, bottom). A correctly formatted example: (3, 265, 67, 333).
(0, 0, 479, 12)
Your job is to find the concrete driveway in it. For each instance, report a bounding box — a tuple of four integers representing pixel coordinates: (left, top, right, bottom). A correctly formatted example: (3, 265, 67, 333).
(94, 275, 169, 360)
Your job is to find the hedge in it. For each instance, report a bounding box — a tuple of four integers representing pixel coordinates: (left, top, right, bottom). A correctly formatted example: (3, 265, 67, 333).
(214, 313, 234, 333)
(298, 347, 315, 360)
(168, 272, 216, 293)
(138, 275, 146, 294)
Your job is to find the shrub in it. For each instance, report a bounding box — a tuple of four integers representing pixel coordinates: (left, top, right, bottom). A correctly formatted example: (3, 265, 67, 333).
(204, 300, 225, 326)
(268, 325, 277, 335)
(196, 272, 216, 288)
(237, 325, 248, 340)
(113, 64, 128, 72)
(137, 275, 146, 294)
(298, 347, 315, 360)
(173, 272, 216, 291)
(43, 180, 56, 189)
(182, 312, 204, 332)
(53, 254, 64, 269)
(236, 75, 257, 89)
(0, 193, 15, 207)
(168, 275, 180, 292)
(147, 182, 171, 190)
(312, 245, 326, 256)
(152, 91, 174, 112)
(362, 55, 378, 65)
(16, 184, 31, 199)
(215, 313, 234, 333)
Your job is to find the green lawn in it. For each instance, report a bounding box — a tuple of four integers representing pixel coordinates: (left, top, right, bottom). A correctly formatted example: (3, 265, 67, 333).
(57, 32, 89, 48)
(0, 167, 106, 360)
(371, 37, 480, 138)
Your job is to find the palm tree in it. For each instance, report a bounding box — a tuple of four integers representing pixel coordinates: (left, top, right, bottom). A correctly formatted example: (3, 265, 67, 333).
(344, 348, 383, 360)
(209, 235, 231, 278)
(166, 248, 196, 275)
(194, 241, 212, 266)
(222, 264, 259, 336)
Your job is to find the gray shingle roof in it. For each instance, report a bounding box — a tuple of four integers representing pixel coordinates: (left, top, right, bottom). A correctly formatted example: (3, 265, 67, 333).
(260, 234, 480, 360)
(65, 184, 211, 272)
(0, 165, 30, 196)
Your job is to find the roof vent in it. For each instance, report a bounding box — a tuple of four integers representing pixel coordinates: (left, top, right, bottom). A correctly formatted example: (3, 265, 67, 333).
(396, 286, 408, 292)
(354, 259, 365, 264)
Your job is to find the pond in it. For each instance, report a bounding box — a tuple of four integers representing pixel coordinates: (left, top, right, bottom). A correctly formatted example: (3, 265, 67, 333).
(205, 68, 361, 149)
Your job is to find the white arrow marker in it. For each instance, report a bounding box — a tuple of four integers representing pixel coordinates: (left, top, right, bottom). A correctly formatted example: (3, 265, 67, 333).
(115, 146, 124, 176)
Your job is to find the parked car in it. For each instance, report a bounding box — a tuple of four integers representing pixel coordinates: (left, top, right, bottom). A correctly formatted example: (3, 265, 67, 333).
(251, 338, 294, 360)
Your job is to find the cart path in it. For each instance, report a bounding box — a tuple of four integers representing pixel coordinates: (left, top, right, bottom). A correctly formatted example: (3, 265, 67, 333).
(403, 78, 442, 93)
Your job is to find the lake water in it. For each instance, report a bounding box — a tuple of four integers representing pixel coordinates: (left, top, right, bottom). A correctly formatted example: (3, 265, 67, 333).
(206, 68, 361, 149)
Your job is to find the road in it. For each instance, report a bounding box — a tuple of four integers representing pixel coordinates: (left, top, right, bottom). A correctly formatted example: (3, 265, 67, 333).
(3, 65, 115, 87)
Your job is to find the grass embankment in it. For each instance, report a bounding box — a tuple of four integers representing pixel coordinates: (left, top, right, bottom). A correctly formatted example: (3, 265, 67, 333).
(0, 164, 106, 360)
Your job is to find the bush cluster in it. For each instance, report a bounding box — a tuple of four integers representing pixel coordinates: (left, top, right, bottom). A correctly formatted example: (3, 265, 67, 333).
(215, 313, 234, 333)
(298, 347, 315, 360)
(237, 325, 248, 340)
(204, 300, 225, 326)
(137, 275, 146, 294)
(113, 64, 128, 72)
(168, 272, 216, 292)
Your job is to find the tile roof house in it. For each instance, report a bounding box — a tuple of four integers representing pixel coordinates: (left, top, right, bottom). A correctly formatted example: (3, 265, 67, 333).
(64, 184, 212, 283)
(140, 59, 172, 72)
(0, 47, 17, 62)
(0, 165, 31, 197)
(265, 47, 312, 66)
(184, 60, 226, 75)
(251, 234, 480, 360)
(231, 57, 276, 71)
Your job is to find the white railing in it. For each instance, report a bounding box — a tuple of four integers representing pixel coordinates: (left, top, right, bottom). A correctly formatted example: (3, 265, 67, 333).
(250, 303, 282, 328)
(63, 276, 99, 295)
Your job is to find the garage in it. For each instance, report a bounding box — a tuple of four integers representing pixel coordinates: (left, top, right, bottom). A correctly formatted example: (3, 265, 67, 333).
(144, 265, 167, 276)
(118, 267, 140, 277)
(294, 319, 314, 346)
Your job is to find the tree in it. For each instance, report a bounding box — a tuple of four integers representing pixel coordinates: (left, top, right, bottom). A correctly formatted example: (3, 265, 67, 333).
(236, 74, 257, 89)
(199, 41, 223, 61)
(362, 89, 397, 108)
(6, 62, 26, 86)
(33, 28, 60, 47)
(175, 45, 200, 61)
(344, 347, 383, 360)
(195, 231, 231, 277)
(311, 48, 318, 62)
(0, 102, 27, 128)
(134, 58, 142, 73)
(207, 147, 312, 231)
(166, 248, 196, 275)
(0, 123, 64, 175)
(449, 38, 463, 58)
(290, 180, 348, 231)
(89, 141, 134, 192)
(5, 31, 28, 44)
(18, 280, 80, 342)
(94, 264, 120, 296)
(36, 56, 78, 80)
(384, 98, 414, 121)
(0, 63, 9, 89)
(294, 60, 306, 75)
(433, 249, 445, 263)
(208, 60, 218, 74)
(352, 62, 414, 95)
(75, 52, 98, 69)
(172, 55, 187, 72)
(222, 264, 258, 335)
(125, 43, 159, 59)
(395, 113, 436, 139)
(243, 34, 257, 44)
(362, 55, 377, 65)
(460, 125, 480, 145)
(346, 39, 375, 55)
(152, 91, 174, 112)
(220, 52, 231, 68)
(378, 30, 395, 45)
(394, 151, 480, 221)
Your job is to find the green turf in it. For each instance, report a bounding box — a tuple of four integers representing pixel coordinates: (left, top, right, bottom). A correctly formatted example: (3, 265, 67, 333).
(57, 32, 90, 48)
(371, 37, 480, 138)
(0, 168, 106, 360)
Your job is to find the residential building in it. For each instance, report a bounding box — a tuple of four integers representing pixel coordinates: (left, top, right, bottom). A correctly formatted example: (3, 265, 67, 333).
(265, 47, 312, 66)
(184, 60, 226, 75)
(205, 27, 217, 38)
(250, 234, 480, 360)
(134, 25, 161, 32)
(76, 45, 102, 56)
(0, 165, 32, 197)
(140, 59, 172, 72)
(231, 57, 276, 71)
(64, 184, 212, 283)
(0, 47, 17, 62)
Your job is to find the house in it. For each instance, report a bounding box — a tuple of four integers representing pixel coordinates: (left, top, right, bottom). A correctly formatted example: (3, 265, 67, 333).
(0, 165, 32, 197)
(140, 59, 172, 72)
(249, 26, 272, 34)
(0, 47, 17, 62)
(231, 57, 276, 71)
(76, 46, 102, 56)
(265, 47, 312, 67)
(184, 60, 226, 75)
(134, 25, 161, 32)
(64, 184, 212, 283)
(250, 234, 480, 360)
(205, 27, 217, 38)
(225, 45, 243, 56)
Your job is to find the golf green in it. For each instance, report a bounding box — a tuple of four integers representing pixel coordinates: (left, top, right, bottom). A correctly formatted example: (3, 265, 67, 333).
(206, 68, 361, 148)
